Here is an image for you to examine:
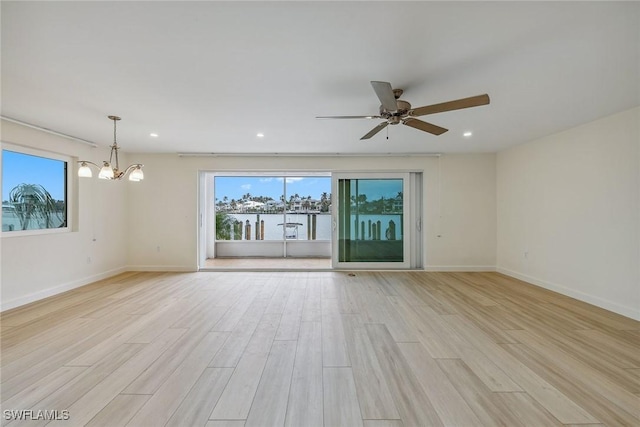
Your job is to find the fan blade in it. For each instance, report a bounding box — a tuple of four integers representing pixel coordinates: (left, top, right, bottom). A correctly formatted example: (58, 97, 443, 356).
(360, 122, 389, 140)
(371, 81, 398, 112)
(316, 115, 381, 119)
(403, 118, 448, 135)
(410, 94, 490, 117)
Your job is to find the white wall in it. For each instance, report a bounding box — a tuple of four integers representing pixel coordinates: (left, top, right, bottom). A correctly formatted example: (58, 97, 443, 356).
(497, 107, 640, 320)
(125, 154, 497, 271)
(1, 120, 128, 310)
(426, 153, 496, 270)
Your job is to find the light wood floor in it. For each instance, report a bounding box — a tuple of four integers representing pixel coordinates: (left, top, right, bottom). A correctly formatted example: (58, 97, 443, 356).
(1, 271, 638, 426)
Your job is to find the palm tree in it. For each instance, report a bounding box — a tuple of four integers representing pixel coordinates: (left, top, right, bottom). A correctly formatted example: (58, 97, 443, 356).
(215, 211, 236, 240)
(320, 192, 330, 212)
(9, 183, 64, 230)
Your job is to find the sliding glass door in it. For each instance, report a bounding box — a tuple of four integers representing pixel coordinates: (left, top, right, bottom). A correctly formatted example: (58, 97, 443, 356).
(199, 170, 421, 269)
(333, 173, 418, 269)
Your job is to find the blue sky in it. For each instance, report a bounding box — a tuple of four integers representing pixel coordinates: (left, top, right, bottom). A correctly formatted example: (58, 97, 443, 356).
(214, 176, 331, 202)
(2, 150, 66, 201)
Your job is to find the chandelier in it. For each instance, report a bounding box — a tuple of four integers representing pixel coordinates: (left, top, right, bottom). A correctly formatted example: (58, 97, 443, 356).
(78, 115, 144, 181)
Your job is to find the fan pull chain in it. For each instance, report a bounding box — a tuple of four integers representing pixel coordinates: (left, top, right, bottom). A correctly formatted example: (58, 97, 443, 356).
(386, 125, 389, 140)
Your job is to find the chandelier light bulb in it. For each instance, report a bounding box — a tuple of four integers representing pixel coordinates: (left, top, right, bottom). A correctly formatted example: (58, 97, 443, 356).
(78, 162, 93, 178)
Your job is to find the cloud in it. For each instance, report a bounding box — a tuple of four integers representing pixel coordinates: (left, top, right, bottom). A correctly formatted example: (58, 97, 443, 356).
(240, 184, 251, 190)
(277, 177, 305, 183)
(259, 178, 273, 183)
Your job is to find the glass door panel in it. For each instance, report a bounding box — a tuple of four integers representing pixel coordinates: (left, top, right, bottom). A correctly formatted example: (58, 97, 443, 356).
(208, 173, 331, 259)
(334, 173, 410, 269)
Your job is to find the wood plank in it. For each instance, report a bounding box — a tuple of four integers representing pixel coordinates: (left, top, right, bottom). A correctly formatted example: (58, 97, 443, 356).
(336, 273, 361, 314)
(1, 366, 87, 412)
(443, 315, 599, 424)
(285, 322, 323, 427)
(275, 288, 305, 340)
(205, 422, 245, 427)
(44, 328, 186, 427)
(354, 280, 416, 342)
(1, 315, 140, 400)
(548, 296, 640, 331)
(493, 392, 564, 426)
(364, 324, 443, 426)
(301, 278, 322, 322)
(575, 329, 640, 368)
(124, 306, 229, 394)
(1, 317, 93, 366)
(85, 395, 150, 427)
(389, 297, 521, 392)
(70, 298, 192, 364)
(265, 281, 293, 314)
(209, 313, 281, 420)
(209, 299, 268, 368)
(245, 340, 297, 427)
(363, 421, 404, 427)
(502, 342, 637, 426)
(341, 315, 400, 420)
(323, 367, 364, 427)
(504, 330, 640, 425)
(210, 283, 257, 332)
(165, 368, 233, 427)
(322, 297, 350, 367)
(398, 342, 483, 426)
(127, 332, 229, 426)
(385, 296, 458, 358)
(436, 359, 547, 427)
(6, 343, 144, 427)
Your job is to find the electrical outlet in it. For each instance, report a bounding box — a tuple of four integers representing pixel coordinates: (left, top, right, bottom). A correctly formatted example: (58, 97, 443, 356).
(524, 251, 529, 259)
(87, 256, 92, 264)
(156, 246, 160, 252)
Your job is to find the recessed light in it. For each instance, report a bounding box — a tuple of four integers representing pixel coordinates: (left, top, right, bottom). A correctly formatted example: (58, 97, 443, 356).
(256, 133, 265, 138)
(463, 131, 472, 137)
(149, 133, 159, 138)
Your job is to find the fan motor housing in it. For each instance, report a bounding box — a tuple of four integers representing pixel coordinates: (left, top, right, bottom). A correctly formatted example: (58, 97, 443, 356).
(380, 99, 411, 122)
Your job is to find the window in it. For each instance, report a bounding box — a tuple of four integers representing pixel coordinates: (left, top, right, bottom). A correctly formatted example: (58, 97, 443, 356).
(2, 148, 69, 233)
(213, 175, 331, 241)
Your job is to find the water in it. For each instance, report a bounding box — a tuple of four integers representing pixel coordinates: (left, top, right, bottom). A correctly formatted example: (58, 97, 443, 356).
(2, 209, 65, 232)
(222, 213, 402, 241)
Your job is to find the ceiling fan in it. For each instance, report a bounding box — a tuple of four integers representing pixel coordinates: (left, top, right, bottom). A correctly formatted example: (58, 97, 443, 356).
(317, 81, 490, 140)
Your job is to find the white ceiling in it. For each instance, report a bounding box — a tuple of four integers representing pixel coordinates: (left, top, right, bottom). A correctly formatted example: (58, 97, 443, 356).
(2, 1, 638, 155)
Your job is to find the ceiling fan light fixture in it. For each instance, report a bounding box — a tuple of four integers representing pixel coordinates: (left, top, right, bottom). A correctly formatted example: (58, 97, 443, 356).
(78, 116, 144, 182)
(463, 131, 473, 137)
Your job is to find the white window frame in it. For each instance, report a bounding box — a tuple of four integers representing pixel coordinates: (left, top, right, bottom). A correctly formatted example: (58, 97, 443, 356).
(1, 143, 73, 237)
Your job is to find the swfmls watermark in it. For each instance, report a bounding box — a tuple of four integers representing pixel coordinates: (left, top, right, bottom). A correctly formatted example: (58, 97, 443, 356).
(3, 410, 70, 421)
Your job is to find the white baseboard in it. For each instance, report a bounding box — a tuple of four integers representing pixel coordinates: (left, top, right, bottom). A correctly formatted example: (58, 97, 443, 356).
(424, 265, 496, 272)
(126, 265, 196, 272)
(497, 267, 640, 321)
(1, 267, 127, 312)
